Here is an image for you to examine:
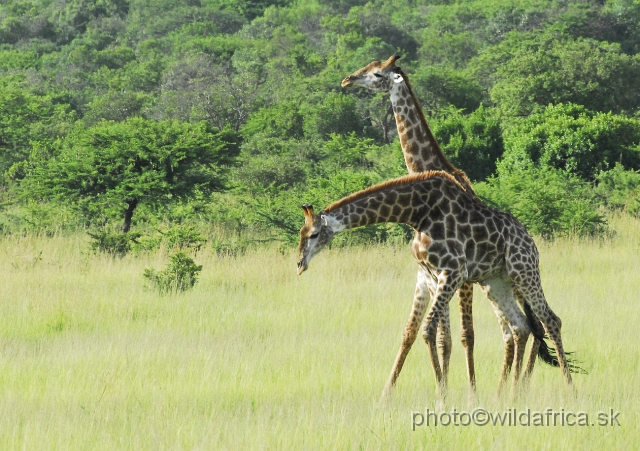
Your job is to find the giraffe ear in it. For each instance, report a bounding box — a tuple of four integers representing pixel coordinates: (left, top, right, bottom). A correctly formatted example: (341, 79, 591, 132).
(321, 215, 328, 227)
(393, 73, 404, 84)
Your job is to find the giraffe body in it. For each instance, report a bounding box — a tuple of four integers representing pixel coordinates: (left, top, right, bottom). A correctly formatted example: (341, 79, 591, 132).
(297, 172, 574, 392)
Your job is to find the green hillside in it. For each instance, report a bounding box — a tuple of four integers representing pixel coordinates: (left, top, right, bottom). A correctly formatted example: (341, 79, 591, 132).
(1, 0, 640, 244)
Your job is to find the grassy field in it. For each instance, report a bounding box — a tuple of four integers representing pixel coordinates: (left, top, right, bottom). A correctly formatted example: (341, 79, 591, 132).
(0, 216, 638, 450)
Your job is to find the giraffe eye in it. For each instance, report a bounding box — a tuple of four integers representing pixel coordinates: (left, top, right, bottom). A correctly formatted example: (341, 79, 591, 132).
(373, 73, 383, 78)
(309, 232, 319, 239)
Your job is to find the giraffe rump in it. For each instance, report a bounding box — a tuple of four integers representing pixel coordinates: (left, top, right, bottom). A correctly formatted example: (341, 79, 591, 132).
(523, 300, 586, 374)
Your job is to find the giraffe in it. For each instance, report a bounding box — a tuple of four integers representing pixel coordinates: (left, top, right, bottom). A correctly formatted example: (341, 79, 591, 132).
(296, 171, 576, 396)
(341, 54, 543, 396)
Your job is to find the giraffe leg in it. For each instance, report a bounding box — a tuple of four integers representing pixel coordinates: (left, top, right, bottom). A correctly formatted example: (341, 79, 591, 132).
(457, 283, 476, 391)
(495, 316, 514, 395)
(481, 276, 530, 395)
(523, 338, 540, 383)
(516, 286, 539, 383)
(421, 270, 464, 398)
(380, 269, 430, 400)
(480, 283, 515, 394)
(436, 307, 452, 390)
(514, 275, 573, 386)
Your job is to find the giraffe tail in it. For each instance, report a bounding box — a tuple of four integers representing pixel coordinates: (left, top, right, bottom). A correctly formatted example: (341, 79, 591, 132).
(523, 300, 586, 374)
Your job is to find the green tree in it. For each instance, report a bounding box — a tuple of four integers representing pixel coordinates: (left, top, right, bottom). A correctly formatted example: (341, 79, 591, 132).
(500, 103, 640, 181)
(431, 106, 504, 182)
(303, 92, 365, 139)
(476, 166, 606, 238)
(0, 78, 75, 183)
(483, 34, 640, 116)
(410, 66, 485, 114)
(240, 101, 304, 140)
(22, 117, 238, 232)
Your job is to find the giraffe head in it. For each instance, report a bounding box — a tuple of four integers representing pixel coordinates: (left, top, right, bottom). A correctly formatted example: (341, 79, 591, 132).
(341, 53, 403, 92)
(297, 204, 335, 275)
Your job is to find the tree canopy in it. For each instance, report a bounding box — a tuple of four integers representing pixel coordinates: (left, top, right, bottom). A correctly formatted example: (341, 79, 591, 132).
(23, 118, 237, 231)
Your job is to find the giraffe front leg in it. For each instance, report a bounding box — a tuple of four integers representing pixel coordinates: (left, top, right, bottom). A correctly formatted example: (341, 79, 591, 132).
(380, 269, 430, 401)
(421, 270, 464, 399)
(457, 283, 476, 392)
(436, 307, 452, 390)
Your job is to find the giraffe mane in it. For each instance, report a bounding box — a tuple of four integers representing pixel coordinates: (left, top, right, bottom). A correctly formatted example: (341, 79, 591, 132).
(324, 170, 467, 213)
(398, 69, 475, 193)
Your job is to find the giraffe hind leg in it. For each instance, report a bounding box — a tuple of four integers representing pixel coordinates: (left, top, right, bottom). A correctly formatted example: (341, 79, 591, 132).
(515, 286, 539, 381)
(495, 316, 514, 395)
(458, 283, 476, 391)
(481, 276, 530, 395)
(515, 275, 573, 385)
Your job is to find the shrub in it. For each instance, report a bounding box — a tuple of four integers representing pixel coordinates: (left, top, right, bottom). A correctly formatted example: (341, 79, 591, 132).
(163, 225, 207, 252)
(143, 252, 203, 294)
(431, 106, 504, 182)
(475, 167, 607, 238)
(87, 231, 141, 257)
(595, 164, 640, 216)
(500, 103, 640, 181)
(211, 236, 248, 257)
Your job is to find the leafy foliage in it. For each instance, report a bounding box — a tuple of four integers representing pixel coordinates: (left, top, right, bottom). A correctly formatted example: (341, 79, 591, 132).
(87, 230, 141, 257)
(431, 106, 504, 182)
(162, 225, 207, 252)
(595, 164, 640, 216)
(476, 167, 607, 238)
(21, 117, 238, 230)
(143, 252, 203, 293)
(471, 32, 640, 115)
(500, 104, 640, 181)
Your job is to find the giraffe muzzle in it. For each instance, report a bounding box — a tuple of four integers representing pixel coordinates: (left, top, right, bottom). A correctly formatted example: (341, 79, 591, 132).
(297, 258, 308, 275)
(341, 76, 354, 88)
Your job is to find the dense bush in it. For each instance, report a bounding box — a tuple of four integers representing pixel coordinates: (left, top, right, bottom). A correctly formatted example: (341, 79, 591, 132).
(163, 225, 207, 252)
(431, 106, 504, 182)
(595, 164, 640, 216)
(88, 231, 141, 257)
(476, 167, 607, 238)
(500, 104, 640, 181)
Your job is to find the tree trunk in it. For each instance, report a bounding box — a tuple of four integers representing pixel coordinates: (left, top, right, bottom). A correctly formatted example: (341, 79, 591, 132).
(122, 198, 138, 233)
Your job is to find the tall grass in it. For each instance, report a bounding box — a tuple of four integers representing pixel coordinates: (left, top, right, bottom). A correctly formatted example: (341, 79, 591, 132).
(0, 216, 637, 449)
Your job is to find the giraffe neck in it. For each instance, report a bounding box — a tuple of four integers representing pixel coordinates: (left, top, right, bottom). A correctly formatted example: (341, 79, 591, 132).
(322, 185, 423, 232)
(389, 75, 476, 195)
(321, 172, 466, 232)
(389, 80, 451, 174)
